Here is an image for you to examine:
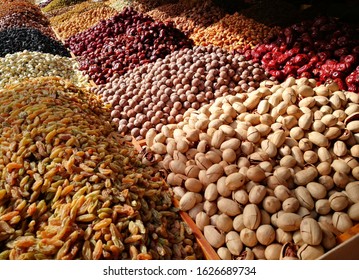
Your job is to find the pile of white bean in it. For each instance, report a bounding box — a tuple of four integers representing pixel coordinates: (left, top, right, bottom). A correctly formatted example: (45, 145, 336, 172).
(0, 50, 90, 88)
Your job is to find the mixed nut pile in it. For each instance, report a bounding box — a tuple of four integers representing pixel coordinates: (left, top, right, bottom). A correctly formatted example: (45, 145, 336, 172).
(144, 77, 359, 259)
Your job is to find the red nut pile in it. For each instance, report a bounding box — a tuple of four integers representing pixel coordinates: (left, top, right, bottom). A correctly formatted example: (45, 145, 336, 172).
(241, 16, 359, 91)
(66, 7, 193, 84)
(92, 45, 272, 140)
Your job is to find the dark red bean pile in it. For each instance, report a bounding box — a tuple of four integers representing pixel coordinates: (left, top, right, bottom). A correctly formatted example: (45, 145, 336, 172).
(65, 7, 193, 85)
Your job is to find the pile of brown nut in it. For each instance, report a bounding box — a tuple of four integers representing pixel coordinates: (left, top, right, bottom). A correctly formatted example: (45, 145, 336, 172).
(93, 45, 272, 141)
(144, 77, 359, 260)
(0, 77, 203, 260)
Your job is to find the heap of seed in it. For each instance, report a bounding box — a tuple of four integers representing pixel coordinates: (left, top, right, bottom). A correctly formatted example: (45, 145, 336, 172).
(0, 50, 90, 88)
(0, 77, 203, 260)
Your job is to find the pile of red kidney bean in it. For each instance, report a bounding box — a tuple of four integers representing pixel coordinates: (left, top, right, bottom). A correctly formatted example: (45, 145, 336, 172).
(65, 7, 194, 84)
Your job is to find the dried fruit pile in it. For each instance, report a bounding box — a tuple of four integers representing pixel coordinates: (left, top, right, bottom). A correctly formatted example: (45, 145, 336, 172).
(241, 16, 359, 90)
(65, 7, 193, 84)
(145, 77, 359, 260)
(0, 1, 48, 24)
(0, 0, 55, 39)
(0, 13, 56, 39)
(0, 77, 203, 260)
(0, 28, 70, 57)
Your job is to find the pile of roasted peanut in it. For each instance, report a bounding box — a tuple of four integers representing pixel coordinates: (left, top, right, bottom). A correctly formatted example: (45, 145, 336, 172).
(144, 77, 359, 260)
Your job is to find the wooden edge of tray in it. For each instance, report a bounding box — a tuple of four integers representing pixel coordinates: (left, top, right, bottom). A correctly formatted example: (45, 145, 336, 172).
(337, 223, 359, 244)
(172, 199, 220, 260)
(131, 137, 220, 260)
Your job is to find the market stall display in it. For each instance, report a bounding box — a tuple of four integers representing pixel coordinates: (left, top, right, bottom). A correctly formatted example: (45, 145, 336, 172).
(0, 0, 358, 261)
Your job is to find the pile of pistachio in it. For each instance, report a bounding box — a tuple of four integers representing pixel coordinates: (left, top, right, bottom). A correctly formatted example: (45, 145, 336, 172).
(144, 77, 359, 260)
